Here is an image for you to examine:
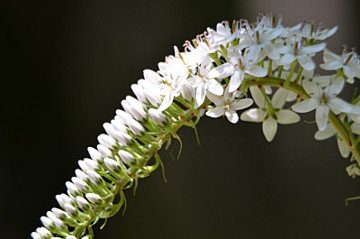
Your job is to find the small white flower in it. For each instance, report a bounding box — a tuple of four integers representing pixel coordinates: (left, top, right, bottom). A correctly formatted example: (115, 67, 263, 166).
(279, 37, 326, 71)
(241, 87, 300, 142)
(292, 78, 352, 131)
(299, 23, 338, 41)
(320, 48, 360, 83)
(228, 48, 267, 93)
(205, 84, 253, 124)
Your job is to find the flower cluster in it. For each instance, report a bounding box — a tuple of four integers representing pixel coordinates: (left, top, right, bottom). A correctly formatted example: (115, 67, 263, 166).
(32, 14, 360, 239)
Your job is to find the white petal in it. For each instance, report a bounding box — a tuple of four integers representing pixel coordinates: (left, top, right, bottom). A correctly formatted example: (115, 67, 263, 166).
(207, 79, 224, 95)
(343, 66, 356, 79)
(245, 65, 268, 77)
(206, 106, 225, 118)
(314, 125, 334, 140)
(229, 70, 243, 93)
(315, 105, 329, 131)
(158, 92, 174, 112)
(337, 138, 350, 158)
(231, 98, 253, 111)
(240, 108, 264, 122)
(195, 82, 206, 108)
(327, 77, 344, 96)
(143, 69, 161, 84)
(250, 86, 265, 108)
(206, 91, 224, 106)
(303, 80, 321, 98)
(262, 117, 278, 142)
(319, 61, 343, 71)
(208, 63, 235, 79)
(351, 123, 360, 135)
(292, 98, 319, 113)
(300, 43, 326, 55)
(328, 98, 352, 113)
(297, 55, 315, 71)
(276, 110, 300, 124)
(272, 88, 289, 108)
(225, 110, 239, 124)
(279, 54, 296, 65)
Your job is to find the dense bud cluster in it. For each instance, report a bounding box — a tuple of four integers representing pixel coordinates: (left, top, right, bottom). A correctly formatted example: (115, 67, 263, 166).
(32, 14, 360, 238)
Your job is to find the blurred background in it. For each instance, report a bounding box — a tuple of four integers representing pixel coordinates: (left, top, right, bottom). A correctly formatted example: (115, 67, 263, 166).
(3, 0, 360, 238)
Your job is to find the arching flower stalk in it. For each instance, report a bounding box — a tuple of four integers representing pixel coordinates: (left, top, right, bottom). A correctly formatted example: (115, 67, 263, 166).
(32, 14, 360, 239)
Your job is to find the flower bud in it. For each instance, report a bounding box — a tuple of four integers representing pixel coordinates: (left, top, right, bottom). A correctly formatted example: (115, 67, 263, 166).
(148, 108, 167, 126)
(51, 208, 68, 221)
(103, 122, 117, 139)
(116, 109, 133, 124)
(65, 203, 78, 219)
(98, 134, 117, 149)
(45, 212, 67, 232)
(87, 170, 104, 185)
(86, 193, 103, 205)
(181, 80, 195, 101)
(76, 196, 91, 212)
(118, 150, 135, 166)
(87, 147, 102, 161)
(111, 118, 127, 132)
(65, 181, 80, 197)
(113, 131, 132, 145)
(97, 144, 112, 158)
(56, 194, 74, 210)
(144, 87, 162, 106)
(40, 216, 55, 231)
(126, 118, 145, 136)
(104, 158, 122, 174)
(71, 177, 90, 192)
(126, 96, 147, 121)
(78, 160, 89, 172)
(75, 169, 89, 182)
(131, 84, 146, 103)
(31, 232, 41, 239)
(35, 227, 53, 239)
(84, 158, 99, 171)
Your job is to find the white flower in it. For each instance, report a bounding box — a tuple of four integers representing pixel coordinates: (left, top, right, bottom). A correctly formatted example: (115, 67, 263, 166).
(189, 55, 233, 108)
(241, 87, 300, 142)
(291, 78, 353, 131)
(205, 84, 253, 124)
(278, 37, 326, 71)
(228, 48, 267, 93)
(299, 23, 338, 41)
(232, 22, 283, 61)
(320, 48, 360, 83)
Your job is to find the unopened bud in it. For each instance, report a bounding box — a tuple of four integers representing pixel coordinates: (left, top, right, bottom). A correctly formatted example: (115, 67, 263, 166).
(87, 147, 102, 161)
(126, 118, 145, 136)
(97, 144, 112, 158)
(86, 193, 103, 205)
(148, 108, 167, 126)
(181, 80, 195, 101)
(131, 84, 146, 103)
(40, 216, 55, 231)
(111, 118, 127, 132)
(65, 181, 80, 197)
(118, 150, 135, 166)
(71, 177, 89, 192)
(65, 203, 78, 219)
(104, 158, 122, 174)
(87, 170, 104, 185)
(114, 131, 132, 145)
(76, 196, 91, 212)
(98, 134, 117, 149)
(103, 123, 117, 139)
(35, 227, 53, 239)
(116, 109, 133, 124)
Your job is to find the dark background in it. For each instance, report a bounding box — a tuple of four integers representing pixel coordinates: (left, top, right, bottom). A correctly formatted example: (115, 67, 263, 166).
(3, 0, 360, 238)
